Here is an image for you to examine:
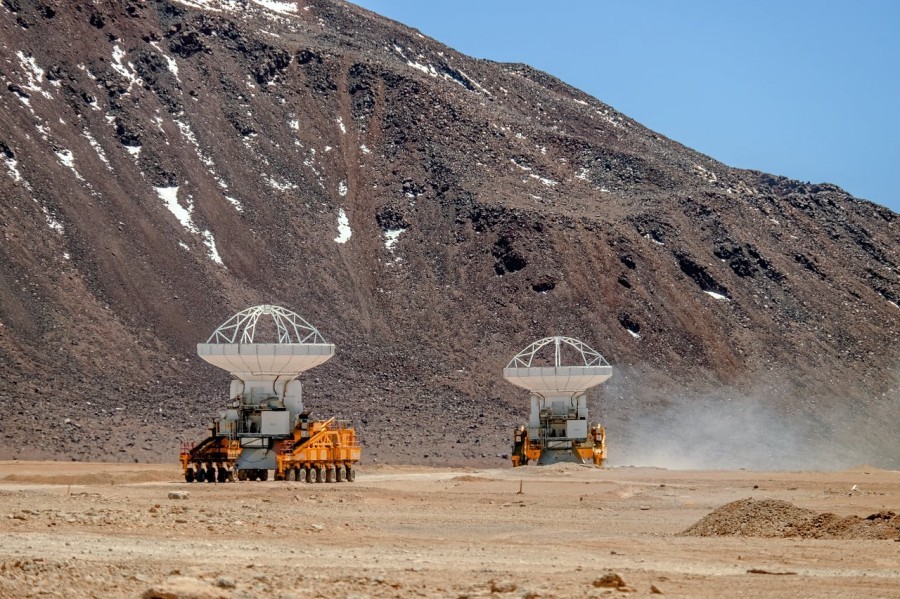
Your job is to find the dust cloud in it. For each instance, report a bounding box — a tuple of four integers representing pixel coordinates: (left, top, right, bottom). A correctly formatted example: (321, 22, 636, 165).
(593, 368, 900, 471)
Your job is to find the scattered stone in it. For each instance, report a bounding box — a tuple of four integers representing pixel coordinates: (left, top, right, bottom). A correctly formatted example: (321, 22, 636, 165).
(214, 576, 236, 589)
(489, 579, 517, 593)
(168, 491, 189, 500)
(592, 573, 625, 588)
(650, 584, 663, 594)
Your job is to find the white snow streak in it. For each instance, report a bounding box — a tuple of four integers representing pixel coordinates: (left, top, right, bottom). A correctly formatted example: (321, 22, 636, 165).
(150, 42, 180, 81)
(83, 131, 112, 170)
(111, 45, 142, 90)
(154, 186, 197, 233)
(250, 0, 297, 14)
(384, 228, 405, 251)
(16, 51, 49, 97)
(265, 175, 297, 191)
(704, 290, 729, 301)
(338, 180, 347, 197)
(202, 230, 224, 265)
(337, 116, 346, 134)
(5, 158, 24, 183)
(626, 329, 640, 339)
(334, 209, 352, 244)
(224, 196, 244, 213)
(43, 206, 64, 234)
(55, 149, 84, 181)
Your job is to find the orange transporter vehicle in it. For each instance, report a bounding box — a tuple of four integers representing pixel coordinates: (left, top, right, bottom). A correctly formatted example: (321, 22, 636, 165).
(275, 416, 360, 482)
(180, 304, 360, 483)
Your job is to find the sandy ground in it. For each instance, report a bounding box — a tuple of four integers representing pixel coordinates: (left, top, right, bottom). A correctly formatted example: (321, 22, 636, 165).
(0, 461, 898, 598)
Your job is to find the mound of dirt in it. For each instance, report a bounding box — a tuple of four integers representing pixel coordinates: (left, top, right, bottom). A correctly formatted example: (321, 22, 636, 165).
(682, 498, 900, 540)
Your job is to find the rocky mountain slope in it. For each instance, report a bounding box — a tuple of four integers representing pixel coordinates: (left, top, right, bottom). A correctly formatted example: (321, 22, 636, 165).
(1, 0, 898, 468)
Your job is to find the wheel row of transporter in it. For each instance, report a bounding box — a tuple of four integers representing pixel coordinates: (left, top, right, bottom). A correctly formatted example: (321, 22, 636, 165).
(181, 305, 612, 483)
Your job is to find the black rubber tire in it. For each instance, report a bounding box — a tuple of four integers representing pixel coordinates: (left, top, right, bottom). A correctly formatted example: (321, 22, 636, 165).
(217, 467, 228, 483)
(316, 467, 325, 483)
(248, 470, 258, 482)
(346, 466, 355, 482)
(259, 469, 268, 481)
(184, 468, 195, 483)
(298, 467, 307, 483)
(336, 467, 345, 483)
(326, 466, 336, 483)
(195, 467, 206, 482)
(286, 468, 296, 482)
(205, 467, 216, 483)
(307, 467, 318, 484)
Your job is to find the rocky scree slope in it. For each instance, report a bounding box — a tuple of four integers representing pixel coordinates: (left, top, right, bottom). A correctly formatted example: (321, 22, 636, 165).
(0, 0, 898, 467)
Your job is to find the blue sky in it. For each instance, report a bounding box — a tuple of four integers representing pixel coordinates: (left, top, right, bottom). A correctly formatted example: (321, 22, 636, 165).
(350, 1, 899, 213)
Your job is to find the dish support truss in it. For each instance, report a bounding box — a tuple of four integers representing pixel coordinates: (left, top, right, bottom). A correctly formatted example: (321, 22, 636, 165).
(506, 336, 610, 369)
(206, 304, 327, 345)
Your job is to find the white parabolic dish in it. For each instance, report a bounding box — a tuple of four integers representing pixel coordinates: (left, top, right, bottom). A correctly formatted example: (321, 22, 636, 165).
(502, 336, 612, 396)
(197, 304, 335, 379)
(197, 343, 334, 379)
(503, 365, 612, 395)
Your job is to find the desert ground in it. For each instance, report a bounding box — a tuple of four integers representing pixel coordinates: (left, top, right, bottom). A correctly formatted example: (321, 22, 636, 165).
(0, 461, 898, 598)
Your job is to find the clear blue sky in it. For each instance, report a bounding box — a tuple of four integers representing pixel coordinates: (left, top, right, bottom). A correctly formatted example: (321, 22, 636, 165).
(350, 1, 899, 213)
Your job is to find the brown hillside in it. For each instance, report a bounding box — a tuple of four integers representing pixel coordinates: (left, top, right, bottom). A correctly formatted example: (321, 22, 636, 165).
(0, 0, 898, 468)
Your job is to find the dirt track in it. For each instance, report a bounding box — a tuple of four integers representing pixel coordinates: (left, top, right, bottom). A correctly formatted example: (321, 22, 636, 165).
(1, 461, 898, 598)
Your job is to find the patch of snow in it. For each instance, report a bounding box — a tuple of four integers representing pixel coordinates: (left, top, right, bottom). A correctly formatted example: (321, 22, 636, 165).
(574, 99, 588, 106)
(453, 67, 490, 95)
(250, 0, 298, 14)
(384, 227, 405, 251)
(360, 144, 371, 154)
(889, 300, 899, 310)
(324, 145, 332, 152)
(264, 175, 297, 191)
(178, 241, 190, 251)
(224, 196, 244, 213)
(83, 131, 112, 170)
(288, 119, 299, 131)
(626, 328, 640, 339)
(125, 145, 141, 158)
(511, 159, 532, 172)
(150, 42, 180, 81)
(63, 252, 70, 260)
(337, 116, 346, 134)
(5, 158, 24, 183)
(55, 149, 84, 181)
(152, 116, 166, 133)
(694, 164, 718, 184)
(704, 290, 730, 301)
(111, 45, 143, 91)
(16, 51, 48, 97)
(338, 180, 347, 197)
(154, 186, 198, 233)
(175, 118, 214, 167)
(43, 206, 64, 234)
(530, 173, 558, 187)
(576, 168, 590, 181)
(644, 233, 664, 246)
(202, 230, 224, 265)
(334, 208, 352, 244)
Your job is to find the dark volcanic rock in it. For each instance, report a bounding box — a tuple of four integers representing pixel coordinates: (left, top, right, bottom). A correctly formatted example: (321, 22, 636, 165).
(0, 0, 897, 467)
